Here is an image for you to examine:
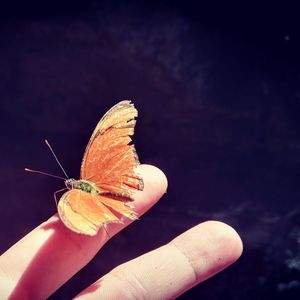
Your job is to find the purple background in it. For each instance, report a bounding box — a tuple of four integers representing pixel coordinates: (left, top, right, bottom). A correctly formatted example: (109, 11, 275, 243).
(0, 1, 300, 299)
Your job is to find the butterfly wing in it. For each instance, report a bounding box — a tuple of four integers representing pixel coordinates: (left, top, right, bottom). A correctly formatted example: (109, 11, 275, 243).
(99, 194, 138, 220)
(80, 100, 144, 198)
(57, 189, 122, 236)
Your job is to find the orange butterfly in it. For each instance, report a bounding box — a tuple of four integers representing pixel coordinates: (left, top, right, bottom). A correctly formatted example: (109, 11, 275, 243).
(28, 101, 144, 236)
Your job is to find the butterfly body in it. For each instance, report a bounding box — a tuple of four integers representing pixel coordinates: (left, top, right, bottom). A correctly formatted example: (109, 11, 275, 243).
(65, 178, 100, 195)
(56, 100, 143, 236)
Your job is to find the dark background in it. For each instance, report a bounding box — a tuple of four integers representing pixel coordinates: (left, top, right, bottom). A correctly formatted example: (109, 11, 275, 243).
(1, 1, 300, 299)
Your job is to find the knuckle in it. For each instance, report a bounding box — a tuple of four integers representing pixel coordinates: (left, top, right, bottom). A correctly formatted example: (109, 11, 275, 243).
(109, 267, 148, 300)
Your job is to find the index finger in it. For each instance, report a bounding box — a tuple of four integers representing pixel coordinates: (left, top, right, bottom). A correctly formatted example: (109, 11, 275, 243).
(0, 164, 167, 299)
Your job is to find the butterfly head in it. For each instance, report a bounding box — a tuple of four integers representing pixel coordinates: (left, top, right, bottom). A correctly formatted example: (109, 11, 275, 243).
(65, 178, 77, 190)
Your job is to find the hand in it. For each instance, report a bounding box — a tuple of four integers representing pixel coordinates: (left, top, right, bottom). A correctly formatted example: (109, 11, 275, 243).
(0, 165, 243, 299)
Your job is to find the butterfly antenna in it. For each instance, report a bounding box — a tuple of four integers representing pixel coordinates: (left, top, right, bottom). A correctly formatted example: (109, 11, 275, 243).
(45, 139, 69, 179)
(25, 168, 66, 180)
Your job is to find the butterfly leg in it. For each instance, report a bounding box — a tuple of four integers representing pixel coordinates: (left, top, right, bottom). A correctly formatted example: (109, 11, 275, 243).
(54, 188, 68, 208)
(102, 223, 111, 239)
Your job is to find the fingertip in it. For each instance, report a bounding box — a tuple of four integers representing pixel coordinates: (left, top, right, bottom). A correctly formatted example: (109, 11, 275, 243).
(170, 220, 243, 282)
(138, 164, 168, 193)
(105, 164, 168, 235)
(135, 164, 168, 210)
(204, 220, 243, 263)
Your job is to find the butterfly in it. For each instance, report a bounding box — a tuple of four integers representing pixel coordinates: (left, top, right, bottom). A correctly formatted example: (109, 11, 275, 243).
(55, 100, 144, 235)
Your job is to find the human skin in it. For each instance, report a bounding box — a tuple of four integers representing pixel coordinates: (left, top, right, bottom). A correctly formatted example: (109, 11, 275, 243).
(0, 164, 243, 299)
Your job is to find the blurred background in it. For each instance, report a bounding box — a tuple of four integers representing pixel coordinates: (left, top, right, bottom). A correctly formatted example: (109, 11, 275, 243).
(0, 1, 300, 299)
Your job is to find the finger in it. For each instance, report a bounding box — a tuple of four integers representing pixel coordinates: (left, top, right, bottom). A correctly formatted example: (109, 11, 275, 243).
(0, 164, 167, 300)
(75, 221, 243, 299)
